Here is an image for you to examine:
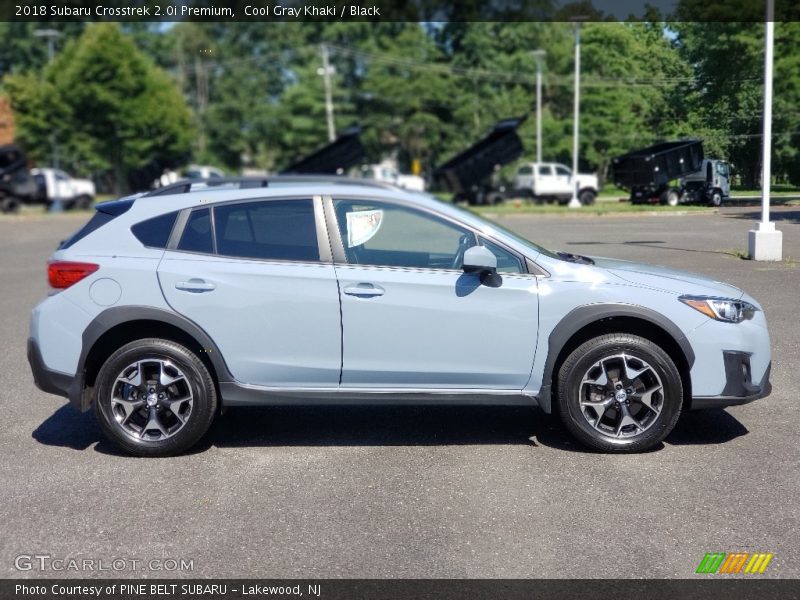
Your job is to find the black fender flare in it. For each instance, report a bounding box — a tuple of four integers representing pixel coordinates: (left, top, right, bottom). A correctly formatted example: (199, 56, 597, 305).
(71, 306, 234, 411)
(537, 303, 695, 413)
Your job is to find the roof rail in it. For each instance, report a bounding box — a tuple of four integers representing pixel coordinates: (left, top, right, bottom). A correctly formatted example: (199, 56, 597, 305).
(142, 175, 398, 197)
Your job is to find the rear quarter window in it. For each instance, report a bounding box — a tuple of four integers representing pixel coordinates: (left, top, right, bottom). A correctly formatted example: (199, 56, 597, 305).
(131, 211, 178, 248)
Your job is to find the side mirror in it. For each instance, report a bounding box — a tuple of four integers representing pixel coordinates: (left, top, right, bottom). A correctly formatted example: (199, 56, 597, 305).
(462, 245, 497, 275)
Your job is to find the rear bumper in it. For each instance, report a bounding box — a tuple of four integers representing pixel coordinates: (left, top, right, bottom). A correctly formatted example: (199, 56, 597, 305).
(27, 337, 85, 410)
(691, 352, 772, 410)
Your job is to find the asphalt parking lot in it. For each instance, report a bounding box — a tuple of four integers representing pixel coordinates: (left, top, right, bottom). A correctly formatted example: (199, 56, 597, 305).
(1, 206, 798, 579)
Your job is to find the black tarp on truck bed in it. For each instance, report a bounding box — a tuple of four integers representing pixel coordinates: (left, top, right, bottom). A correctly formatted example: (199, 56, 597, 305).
(282, 125, 366, 175)
(612, 139, 704, 190)
(434, 117, 526, 194)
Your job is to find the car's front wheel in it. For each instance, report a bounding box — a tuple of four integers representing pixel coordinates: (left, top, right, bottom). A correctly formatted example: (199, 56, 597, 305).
(556, 334, 683, 452)
(94, 338, 218, 457)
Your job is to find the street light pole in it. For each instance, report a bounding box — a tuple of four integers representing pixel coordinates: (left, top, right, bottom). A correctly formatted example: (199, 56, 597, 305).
(34, 28, 62, 213)
(748, 0, 782, 260)
(318, 44, 336, 142)
(568, 22, 583, 208)
(532, 50, 546, 164)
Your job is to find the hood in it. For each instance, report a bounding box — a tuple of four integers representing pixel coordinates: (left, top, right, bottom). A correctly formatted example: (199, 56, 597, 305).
(590, 256, 744, 298)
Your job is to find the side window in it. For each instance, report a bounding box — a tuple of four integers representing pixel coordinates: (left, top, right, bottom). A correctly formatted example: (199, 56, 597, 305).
(555, 165, 571, 176)
(177, 208, 213, 254)
(334, 199, 475, 270)
(131, 211, 178, 248)
(517, 165, 533, 175)
(538, 165, 552, 176)
(480, 238, 524, 274)
(214, 199, 319, 262)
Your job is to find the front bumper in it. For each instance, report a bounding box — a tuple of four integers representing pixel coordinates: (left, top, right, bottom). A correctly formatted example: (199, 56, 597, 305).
(691, 351, 772, 410)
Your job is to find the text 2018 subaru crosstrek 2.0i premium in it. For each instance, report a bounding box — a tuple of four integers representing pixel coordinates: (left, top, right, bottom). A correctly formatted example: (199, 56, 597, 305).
(28, 177, 772, 456)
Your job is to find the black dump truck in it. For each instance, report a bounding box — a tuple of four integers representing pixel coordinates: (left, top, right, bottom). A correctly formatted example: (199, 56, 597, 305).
(434, 116, 526, 205)
(282, 125, 366, 175)
(0, 144, 39, 213)
(612, 139, 704, 206)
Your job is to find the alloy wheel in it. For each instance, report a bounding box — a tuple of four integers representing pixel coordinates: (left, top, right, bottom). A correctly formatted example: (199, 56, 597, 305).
(578, 353, 664, 438)
(110, 358, 194, 441)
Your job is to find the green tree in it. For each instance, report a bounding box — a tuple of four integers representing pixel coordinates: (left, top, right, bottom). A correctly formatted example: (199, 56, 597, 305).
(578, 22, 692, 183)
(0, 23, 84, 78)
(671, 22, 765, 187)
(6, 23, 194, 193)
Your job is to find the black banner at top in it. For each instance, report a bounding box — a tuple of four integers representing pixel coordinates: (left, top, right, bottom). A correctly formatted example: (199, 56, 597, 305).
(3, 0, 800, 23)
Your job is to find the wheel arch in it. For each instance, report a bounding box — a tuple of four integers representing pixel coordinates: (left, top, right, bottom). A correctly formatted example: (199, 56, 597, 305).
(73, 307, 233, 412)
(537, 304, 694, 414)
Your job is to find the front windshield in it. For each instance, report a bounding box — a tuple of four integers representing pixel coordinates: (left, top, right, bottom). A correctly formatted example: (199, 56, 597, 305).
(425, 194, 561, 260)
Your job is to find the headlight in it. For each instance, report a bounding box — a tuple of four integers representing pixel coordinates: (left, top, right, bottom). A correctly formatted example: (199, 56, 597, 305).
(679, 295, 757, 323)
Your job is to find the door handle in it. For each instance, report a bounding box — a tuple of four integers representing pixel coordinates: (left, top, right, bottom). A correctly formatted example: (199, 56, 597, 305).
(175, 279, 216, 293)
(343, 283, 385, 298)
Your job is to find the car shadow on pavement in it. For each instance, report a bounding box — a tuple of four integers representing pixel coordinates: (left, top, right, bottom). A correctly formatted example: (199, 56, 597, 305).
(32, 403, 748, 455)
(204, 406, 559, 450)
(666, 408, 749, 446)
(31, 404, 123, 455)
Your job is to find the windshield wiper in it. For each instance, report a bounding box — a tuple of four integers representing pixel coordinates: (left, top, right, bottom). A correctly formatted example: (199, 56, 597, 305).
(557, 251, 595, 265)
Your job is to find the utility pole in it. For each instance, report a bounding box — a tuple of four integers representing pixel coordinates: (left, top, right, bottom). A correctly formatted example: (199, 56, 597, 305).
(748, 0, 782, 260)
(568, 22, 584, 208)
(34, 28, 62, 212)
(34, 29, 60, 170)
(318, 44, 336, 142)
(532, 50, 546, 164)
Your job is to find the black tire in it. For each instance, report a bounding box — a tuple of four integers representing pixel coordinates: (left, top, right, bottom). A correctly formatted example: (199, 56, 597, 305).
(487, 192, 505, 205)
(1, 196, 21, 214)
(94, 338, 218, 457)
(709, 191, 722, 207)
(578, 189, 596, 206)
(555, 334, 683, 452)
(663, 189, 680, 207)
(75, 195, 93, 210)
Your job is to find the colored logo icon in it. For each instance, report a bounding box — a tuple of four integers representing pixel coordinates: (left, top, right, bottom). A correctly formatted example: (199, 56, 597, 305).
(696, 552, 773, 574)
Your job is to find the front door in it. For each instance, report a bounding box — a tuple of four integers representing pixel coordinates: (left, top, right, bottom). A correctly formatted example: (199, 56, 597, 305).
(329, 198, 540, 390)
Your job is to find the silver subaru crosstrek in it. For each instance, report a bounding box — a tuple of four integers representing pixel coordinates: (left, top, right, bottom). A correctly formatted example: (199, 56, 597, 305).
(28, 177, 771, 456)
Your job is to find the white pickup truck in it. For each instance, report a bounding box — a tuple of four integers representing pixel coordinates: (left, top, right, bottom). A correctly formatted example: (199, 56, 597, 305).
(31, 168, 96, 210)
(513, 162, 598, 205)
(360, 163, 426, 192)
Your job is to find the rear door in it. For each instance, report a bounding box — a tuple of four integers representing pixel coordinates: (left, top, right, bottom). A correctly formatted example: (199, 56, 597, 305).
(157, 196, 342, 388)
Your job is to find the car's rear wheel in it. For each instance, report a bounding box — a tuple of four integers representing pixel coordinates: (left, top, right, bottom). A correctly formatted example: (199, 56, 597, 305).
(75, 194, 93, 210)
(556, 334, 683, 452)
(579, 189, 596, 206)
(94, 338, 217, 457)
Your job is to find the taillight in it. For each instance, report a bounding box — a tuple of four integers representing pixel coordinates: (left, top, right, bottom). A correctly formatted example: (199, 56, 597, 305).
(47, 261, 99, 289)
